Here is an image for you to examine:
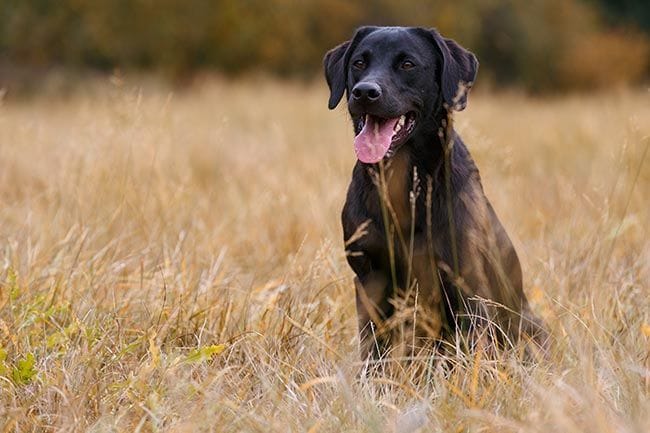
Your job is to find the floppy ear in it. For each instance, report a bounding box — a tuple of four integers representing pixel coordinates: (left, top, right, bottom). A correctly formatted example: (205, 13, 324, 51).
(420, 28, 479, 111)
(323, 41, 349, 110)
(323, 26, 378, 110)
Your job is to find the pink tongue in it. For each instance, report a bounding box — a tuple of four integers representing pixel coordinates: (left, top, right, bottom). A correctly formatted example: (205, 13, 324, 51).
(354, 116, 399, 163)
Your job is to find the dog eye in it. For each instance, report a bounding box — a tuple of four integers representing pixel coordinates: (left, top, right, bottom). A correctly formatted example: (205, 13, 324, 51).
(352, 59, 366, 70)
(401, 60, 416, 70)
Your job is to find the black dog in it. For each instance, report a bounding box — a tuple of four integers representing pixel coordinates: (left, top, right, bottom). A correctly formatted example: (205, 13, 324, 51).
(324, 26, 546, 359)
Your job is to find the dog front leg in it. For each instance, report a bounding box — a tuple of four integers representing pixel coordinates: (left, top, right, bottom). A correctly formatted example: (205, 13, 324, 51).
(354, 272, 392, 360)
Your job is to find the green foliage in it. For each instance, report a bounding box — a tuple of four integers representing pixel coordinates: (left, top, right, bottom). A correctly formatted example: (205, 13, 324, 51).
(0, 347, 8, 377)
(7, 267, 20, 301)
(0, 1, 649, 91)
(590, 0, 650, 31)
(11, 353, 38, 385)
(183, 344, 226, 363)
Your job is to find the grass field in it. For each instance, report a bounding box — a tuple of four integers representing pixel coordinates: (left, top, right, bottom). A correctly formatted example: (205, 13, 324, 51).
(0, 79, 648, 432)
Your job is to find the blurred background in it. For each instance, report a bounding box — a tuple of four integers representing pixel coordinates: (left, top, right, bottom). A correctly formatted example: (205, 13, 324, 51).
(1, 0, 649, 95)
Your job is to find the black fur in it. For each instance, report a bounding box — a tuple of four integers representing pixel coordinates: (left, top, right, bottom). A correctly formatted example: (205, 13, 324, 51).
(324, 27, 546, 359)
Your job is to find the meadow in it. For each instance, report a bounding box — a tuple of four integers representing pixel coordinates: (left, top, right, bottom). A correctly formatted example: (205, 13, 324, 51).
(0, 78, 648, 432)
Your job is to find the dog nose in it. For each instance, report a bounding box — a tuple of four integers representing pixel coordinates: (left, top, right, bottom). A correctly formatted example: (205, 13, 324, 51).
(351, 82, 382, 102)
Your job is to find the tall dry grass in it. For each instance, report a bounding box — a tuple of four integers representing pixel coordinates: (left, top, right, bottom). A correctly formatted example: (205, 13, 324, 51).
(0, 78, 648, 432)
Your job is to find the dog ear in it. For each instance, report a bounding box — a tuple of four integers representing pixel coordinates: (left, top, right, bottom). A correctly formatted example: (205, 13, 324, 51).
(323, 41, 350, 110)
(420, 28, 479, 111)
(324, 26, 378, 110)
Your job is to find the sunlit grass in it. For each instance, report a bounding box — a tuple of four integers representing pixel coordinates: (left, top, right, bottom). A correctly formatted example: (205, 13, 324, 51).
(0, 79, 648, 432)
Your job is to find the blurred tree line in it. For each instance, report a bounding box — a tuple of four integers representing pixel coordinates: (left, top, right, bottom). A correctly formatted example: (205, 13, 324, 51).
(1, 0, 648, 92)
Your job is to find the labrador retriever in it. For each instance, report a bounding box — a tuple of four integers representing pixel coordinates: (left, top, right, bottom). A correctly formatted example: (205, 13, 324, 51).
(324, 26, 547, 360)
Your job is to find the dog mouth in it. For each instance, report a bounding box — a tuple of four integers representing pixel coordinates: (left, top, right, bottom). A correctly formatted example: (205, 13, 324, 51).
(353, 112, 417, 163)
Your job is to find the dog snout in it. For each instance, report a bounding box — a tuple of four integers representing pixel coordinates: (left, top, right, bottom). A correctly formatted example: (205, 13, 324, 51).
(351, 82, 382, 104)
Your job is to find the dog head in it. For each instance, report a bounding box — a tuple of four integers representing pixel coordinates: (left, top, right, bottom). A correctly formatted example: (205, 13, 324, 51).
(324, 26, 478, 163)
